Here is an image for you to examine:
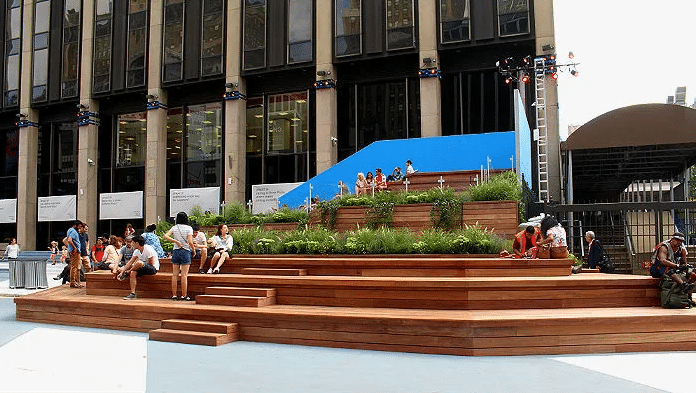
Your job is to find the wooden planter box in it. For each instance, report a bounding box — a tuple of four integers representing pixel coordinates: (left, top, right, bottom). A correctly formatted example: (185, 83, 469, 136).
(309, 200, 519, 239)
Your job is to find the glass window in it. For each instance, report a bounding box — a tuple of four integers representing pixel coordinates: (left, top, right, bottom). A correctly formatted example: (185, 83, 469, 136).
(267, 92, 308, 153)
(246, 98, 263, 154)
(32, 1, 51, 103)
(62, 0, 81, 98)
(4, 1, 21, 107)
(93, 0, 113, 93)
(184, 103, 222, 187)
(440, 0, 470, 43)
(497, 0, 529, 37)
(243, 0, 266, 70)
(201, 0, 224, 76)
(335, 0, 361, 57)
(163, 0, 184, 82)
(116, 113, 147, 167)
(127, 0, 148, 87)
(386, 0, 414, 50)
(287, 0, 312, 64)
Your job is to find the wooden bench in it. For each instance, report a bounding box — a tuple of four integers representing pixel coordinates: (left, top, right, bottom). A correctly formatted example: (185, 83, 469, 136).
(387, 169, 508, 192)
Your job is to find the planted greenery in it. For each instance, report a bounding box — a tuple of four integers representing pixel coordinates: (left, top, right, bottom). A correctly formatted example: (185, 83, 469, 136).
(462, 171, 524, 221)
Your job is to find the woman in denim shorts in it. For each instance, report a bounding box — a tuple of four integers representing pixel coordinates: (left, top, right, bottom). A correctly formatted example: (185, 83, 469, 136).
(164, 212, 195, 301)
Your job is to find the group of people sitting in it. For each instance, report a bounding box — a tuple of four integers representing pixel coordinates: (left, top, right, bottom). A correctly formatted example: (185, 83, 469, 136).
(500, 215, 569, 259)
(354, 160, 416, 196)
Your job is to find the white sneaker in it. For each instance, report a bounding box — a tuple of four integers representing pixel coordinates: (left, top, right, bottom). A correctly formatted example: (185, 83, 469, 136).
(207, 268, 213, 274)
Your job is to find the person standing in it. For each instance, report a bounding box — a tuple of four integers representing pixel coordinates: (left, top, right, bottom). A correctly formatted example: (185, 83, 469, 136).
(585, 231, 602, 269)
(65, 220, 83, 288)
(49, 241, 59, 265)
(79, 224, 91, 272)
(3, 238, 19, 259)
(163, 212, 195, 301)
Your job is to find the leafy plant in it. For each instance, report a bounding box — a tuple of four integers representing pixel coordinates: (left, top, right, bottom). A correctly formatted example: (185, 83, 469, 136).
(366, 202, 394, 229)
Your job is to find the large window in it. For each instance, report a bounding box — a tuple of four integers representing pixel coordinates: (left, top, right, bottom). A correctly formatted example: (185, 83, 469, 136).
(497, 0, 529, 37)
(386, 0, 414, 50)
(116, 113, 147, 167)
(93, 0, 113, 93)
(287, 0, 312, 64)
(37, 122, 77, 197)
(163, 0, 184, 82)
(246, 92, 311, 197)
(32, 0, 50, 103)
(61, 0, 81, 98)
(4, 0, 21, 107)
(243, 0, 266, 70)
(127, 0, 148, 87)
(166, 103, 223, 189)
(201, 0, 224, 76)
(439, 0, 469, 43)
(0, 129, 19, 199)
(335, 0, 360, 57)
(337, 79, 420, 161)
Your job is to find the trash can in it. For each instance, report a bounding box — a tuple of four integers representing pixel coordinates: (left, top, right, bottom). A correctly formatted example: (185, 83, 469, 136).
(8, 259, 24, 288)
(23, 260, 48, 289)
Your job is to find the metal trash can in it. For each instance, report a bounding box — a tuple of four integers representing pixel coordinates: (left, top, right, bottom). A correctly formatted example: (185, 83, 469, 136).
(8, 259, 24, 288)
(35, 260, 48, 289)
(24, 261, 38, 289)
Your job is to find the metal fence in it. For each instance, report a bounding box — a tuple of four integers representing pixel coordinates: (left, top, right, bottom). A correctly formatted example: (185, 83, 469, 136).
(544, 201, 696, 274)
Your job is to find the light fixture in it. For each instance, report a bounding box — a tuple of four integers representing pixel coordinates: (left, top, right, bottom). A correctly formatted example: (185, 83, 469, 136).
(15, 113, 27, 120)
(76, 103, 88, 110)
(146, 94, 158, 102)
(521, 73, 530, 83)
(316, 70, 327, 76)
(422, 57, 433, 65)
(87, 158, 95, 166)
(542, 44, 554, 52)
(570, 69, 579, 76)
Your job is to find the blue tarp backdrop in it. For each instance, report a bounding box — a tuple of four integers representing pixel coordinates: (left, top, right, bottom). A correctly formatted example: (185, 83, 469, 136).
(279, 132, 516, 209)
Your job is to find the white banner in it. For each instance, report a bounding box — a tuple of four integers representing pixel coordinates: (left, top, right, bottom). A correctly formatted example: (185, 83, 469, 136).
(252, 183, 303, 214)
(38, 195, 77, 222)
(99, 191, 143, 220)
(0, 198, 16, 223)
(170, 187, 220, 217)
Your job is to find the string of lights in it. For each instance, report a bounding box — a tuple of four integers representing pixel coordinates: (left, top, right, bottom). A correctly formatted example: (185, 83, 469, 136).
(496, 52, 579, 84)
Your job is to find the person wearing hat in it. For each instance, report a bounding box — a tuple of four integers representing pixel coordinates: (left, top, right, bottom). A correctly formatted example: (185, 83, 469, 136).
(650, 232, 694, 294)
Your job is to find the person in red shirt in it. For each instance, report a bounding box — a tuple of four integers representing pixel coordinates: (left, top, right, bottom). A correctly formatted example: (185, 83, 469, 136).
(374, 168, 387, 191)
(91, 237, 106, 267)
(500, 226, 542, 258)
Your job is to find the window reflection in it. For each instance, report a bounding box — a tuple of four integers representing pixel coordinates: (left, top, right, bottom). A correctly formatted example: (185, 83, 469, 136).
(287, 0, 312, 64)
(243, 0, 265, 69)
(116, 113, 147, 167)
(267, 93, 308, 153)
(246, 98, 263, 154)
(497, 0, 529, 36)
(440, 0, 470, 43)
(386, 0, 414, 50)
(62, 0, 81, 98)
(32, 0, 50, 103)
(201, 0, 224, 76)
(93, 0, 113, 93)
(127, 0, 147, 87)
(163, 0, 184, 81)
(4, 1, 21, 106)
(185, 103, 222, 187)
(335, 0, 361, 57)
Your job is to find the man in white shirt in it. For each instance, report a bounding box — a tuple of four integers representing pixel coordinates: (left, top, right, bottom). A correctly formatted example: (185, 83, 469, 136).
(191, 223, 209, 274)
(117, 235, 159, 300)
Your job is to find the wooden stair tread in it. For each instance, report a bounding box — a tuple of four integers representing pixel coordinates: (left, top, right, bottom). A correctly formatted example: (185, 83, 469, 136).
(196, 294, 276, 307)
(241, 268, 308, 276)
(149, 328, 237, 346)
(161, 319, 238, 334)
(205, 286, 276, 297)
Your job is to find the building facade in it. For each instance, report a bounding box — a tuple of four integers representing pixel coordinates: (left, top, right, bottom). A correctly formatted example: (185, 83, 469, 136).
(0, 0, 557, 248)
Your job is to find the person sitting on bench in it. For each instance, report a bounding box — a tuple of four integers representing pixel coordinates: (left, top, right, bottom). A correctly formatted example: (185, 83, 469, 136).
(117, 235, 159, 300)
(650, 232, 694, 293)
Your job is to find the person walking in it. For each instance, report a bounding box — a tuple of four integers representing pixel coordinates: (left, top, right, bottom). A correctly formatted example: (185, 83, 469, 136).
(163, 212, 195, 301)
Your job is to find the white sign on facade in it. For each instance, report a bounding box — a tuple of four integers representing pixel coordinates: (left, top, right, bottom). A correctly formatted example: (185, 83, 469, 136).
(37, 195, 77, 222)
(99, 191, 143, 220)
(0, 199, 16, 223)
(170, 187, 220, 217)
(252, 183, 303, 214)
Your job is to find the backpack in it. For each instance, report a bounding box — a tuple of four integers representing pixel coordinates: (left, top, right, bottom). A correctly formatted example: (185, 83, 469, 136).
(660, 275, 692, 309)
(597, 243, 615, 273)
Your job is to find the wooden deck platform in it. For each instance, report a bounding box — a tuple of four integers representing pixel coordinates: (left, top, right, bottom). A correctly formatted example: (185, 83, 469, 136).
(14, 254, 693, 356)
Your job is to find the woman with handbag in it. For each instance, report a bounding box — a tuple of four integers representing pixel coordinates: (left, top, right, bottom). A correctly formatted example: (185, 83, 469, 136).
(538, 215, 569, 259)
(208, 224, 234, 274)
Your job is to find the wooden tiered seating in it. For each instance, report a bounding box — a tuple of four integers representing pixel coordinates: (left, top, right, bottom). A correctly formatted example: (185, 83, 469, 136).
(149, 319, 238, 346)
(14, 253, 693, 355)
(386, 169, 508, 192)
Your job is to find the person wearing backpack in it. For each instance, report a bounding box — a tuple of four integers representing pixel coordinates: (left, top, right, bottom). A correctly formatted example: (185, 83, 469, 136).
(650, 232, 694, 293)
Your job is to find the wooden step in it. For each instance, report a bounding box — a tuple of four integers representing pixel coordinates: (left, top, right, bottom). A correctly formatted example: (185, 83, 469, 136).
(161, 319, 238, 335)
(205, 286, 276, 297)
(149, 328, 237, 346)
(196, 294, 276, 307)
(241, 268, 307, 276)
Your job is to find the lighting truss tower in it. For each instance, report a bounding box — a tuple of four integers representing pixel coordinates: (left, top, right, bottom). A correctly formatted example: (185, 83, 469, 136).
(534, 57, 549, 202)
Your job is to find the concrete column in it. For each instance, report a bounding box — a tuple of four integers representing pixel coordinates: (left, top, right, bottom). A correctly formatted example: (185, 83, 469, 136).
(223, 0, 246, 204)
(314, 0, 337, 174)
(417, 0, 441, 138)
(145, 0, 167, 224)
(16, 0, 38, 249)
(76, 0, 98, 235)
(534, 0, 560, 202)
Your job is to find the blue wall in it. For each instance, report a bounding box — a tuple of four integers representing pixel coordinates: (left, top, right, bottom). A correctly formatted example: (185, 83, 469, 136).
(279, 132, 516, 208)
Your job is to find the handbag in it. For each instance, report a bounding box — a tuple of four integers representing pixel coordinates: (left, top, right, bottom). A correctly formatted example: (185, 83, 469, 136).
(598, 244, 615, 273)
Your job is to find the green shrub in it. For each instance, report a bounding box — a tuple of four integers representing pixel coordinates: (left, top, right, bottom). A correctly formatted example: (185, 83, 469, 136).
(463, 171, 524, 221)
(156, 220, 174, 253)
(223, 202, 254, 224)
(230, 227, 279, 254)
(281, 227, 340, 254)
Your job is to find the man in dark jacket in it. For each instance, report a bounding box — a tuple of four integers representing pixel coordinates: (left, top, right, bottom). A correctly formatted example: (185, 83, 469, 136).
(585, 231, 602, 269)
